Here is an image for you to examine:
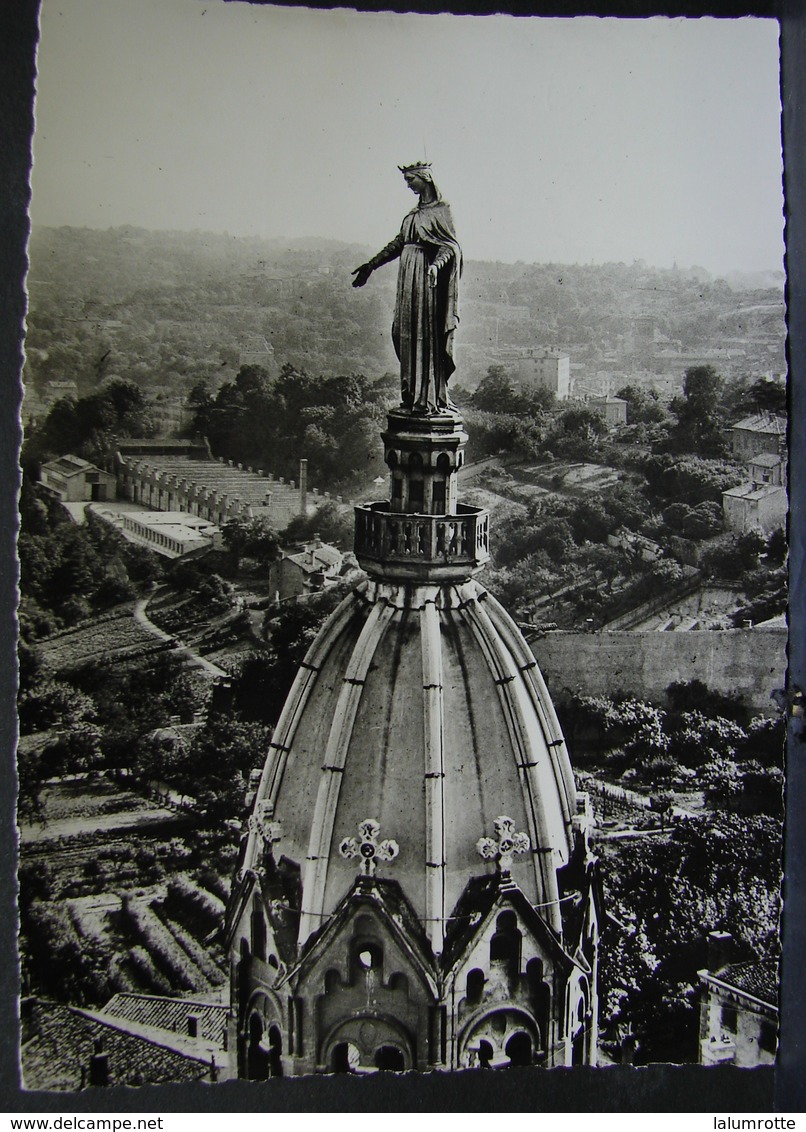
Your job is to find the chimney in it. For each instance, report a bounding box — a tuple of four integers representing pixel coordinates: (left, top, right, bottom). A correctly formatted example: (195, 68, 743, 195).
(707, 930, 733, 973)
(299, 458, 308, 515)
(89, 1038, 110, 1087)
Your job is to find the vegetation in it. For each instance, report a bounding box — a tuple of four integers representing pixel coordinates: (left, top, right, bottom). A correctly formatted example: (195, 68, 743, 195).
(186, 364, 389, 487)
(600, 812, 781, 1063)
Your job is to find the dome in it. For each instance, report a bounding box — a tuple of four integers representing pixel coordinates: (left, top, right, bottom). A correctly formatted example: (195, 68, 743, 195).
(229, 404, 600, 1077)
(240, 574, 577, 953)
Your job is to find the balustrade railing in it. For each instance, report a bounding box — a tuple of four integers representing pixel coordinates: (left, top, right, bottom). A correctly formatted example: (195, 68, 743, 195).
(354, 502, 489, 578)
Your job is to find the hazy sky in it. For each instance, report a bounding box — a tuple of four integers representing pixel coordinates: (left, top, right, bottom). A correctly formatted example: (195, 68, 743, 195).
(30, 0, 785, 275)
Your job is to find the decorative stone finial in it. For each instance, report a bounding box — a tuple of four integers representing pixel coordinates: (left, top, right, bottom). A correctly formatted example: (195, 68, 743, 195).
(476, 815, 530, 875)
(339, 818, 399, 877)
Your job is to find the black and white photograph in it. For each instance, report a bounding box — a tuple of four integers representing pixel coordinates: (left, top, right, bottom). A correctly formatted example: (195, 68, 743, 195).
(11, 0, 793, 1102)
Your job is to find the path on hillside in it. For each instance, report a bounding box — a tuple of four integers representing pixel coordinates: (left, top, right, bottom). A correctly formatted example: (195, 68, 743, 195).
(133, 593, 229, 679)
(19, 804, 181, 843)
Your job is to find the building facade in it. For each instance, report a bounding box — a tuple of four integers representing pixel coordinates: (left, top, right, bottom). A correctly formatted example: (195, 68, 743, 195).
(39, 455, 117, 503)
(698, 933, 778, 1067)
(512, 349, 571, 400)
(722, 482, 787, 534)
(730, 414, 786, 461)
(227, 405, 601, 1077)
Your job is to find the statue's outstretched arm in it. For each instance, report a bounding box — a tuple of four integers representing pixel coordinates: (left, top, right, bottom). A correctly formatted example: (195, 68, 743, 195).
(352, 233, 404, 288)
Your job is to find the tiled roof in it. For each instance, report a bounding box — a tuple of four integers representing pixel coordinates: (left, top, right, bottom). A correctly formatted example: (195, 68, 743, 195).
(101, 993, 228, 1047)
(20, 1000, 213, 1092)
(732, 414, 787, 435)
(715, 960, 779, 1008)
(750, 452, 785, 467)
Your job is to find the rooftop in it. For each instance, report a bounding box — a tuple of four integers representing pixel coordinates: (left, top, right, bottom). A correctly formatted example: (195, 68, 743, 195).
(20, 999, 216, 1091)
(102, 993, 228, 1048)
(708, 960, 779, 1009)
(749, 452, 785, 467)
(722, 482, 786, 502)
(732, 414, 787, 435)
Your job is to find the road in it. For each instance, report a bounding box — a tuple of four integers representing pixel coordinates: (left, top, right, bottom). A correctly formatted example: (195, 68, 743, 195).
(133, 593, 229, 678)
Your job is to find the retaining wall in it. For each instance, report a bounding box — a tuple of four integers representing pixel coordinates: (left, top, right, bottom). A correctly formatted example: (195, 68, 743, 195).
(532, 626, 786, 716)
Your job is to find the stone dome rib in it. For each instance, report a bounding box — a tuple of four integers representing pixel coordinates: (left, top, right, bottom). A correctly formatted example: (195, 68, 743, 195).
(299, 598, 397, 943)
(243, 589, 363, 875)
(421, 595, 447, 954)
(482, 592, 577, 822)
(460, 591, 566, 933)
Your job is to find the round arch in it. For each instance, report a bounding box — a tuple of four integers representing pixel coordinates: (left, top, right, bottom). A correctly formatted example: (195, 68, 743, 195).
(321, 1013, 414, 1073)
(458, 1005, 541, 1070)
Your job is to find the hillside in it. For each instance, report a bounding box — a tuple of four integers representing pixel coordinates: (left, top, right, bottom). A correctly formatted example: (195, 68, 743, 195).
(24, 226, 786, 408)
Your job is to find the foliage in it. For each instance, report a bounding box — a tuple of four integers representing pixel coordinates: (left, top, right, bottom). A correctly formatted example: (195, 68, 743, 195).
(119, 896, 203, 992)
(140, 716, 272, 821)
(165, 874, 226, 936)
(221, 515, 280, 569)
(21, 900, 111, 1005)
(283, 500, 355, 550)
(666, 679, 749, 725)
(187, 364, 387, 487)
(471, 365, 555, 415)
(600, 812, 782, 1062)
(616, 384, 670, 427)
(635, 452, 742, 506)
(658, 500, 723, 541)
(544, 405, 607, 459)
(667, 365, 729, 457)
(18, 494, 162, 635)
(24, 378, 155, 466)
(700, 531, 768, 582)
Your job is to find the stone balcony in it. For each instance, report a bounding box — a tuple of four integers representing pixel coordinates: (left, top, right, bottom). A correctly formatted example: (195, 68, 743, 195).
(354, 501, 490, 582)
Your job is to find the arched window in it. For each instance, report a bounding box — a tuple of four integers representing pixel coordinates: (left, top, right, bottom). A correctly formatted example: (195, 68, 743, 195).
(246, 1015, 269, 1081)
(267, 1024, 283, 1077)
(466, 968, 485, 1005)
(375, 1045, 406, 1072)
(331, 1042, 360, 1074)
(505, 1031, 533, 1067)
(490, 911, 521, 975)
(477, 1040, 493, 1069)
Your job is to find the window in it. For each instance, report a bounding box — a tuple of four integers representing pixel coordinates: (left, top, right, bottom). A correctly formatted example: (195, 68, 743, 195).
(354, 941, 383, 972)
(466, 968, 485, 1005)
(721, 1004, 738, 1034)
(759, 1020, 777, 1054)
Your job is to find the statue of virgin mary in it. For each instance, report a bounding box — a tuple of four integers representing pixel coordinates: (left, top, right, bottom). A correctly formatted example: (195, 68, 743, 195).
(353, 163, 462, 415)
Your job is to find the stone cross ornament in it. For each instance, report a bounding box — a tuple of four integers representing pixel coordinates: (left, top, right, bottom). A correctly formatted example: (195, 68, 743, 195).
(340, 818, 400, 877)
(477, 815, 531, 874)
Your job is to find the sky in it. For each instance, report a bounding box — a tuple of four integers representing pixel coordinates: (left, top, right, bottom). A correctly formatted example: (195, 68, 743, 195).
(29, 0, 785, 275)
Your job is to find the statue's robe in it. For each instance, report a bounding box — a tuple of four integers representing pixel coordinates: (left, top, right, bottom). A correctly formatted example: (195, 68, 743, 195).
(371, 201, 462, 413)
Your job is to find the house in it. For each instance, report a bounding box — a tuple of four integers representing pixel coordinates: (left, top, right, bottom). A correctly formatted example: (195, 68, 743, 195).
(512, 349, 571, 400)
(268, 537, 345, 602)
(730, 414, 786, 461)
(589, 396, 628, 428)
(39, 455, 117, 503)
(698, 932, 777, 1067)
(722, 481, 787, 535)
(748, 452, 786, 487)
(20, 997, 225, 1090)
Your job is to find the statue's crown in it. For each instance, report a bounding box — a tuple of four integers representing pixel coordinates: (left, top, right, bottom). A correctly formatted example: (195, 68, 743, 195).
(399, 161, 432, 175)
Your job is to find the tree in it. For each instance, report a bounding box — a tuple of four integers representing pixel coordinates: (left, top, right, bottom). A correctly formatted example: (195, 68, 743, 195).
(471, 366, 518, 414)
(616, 384, 669, 426)
(668, 366, 728, 457)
